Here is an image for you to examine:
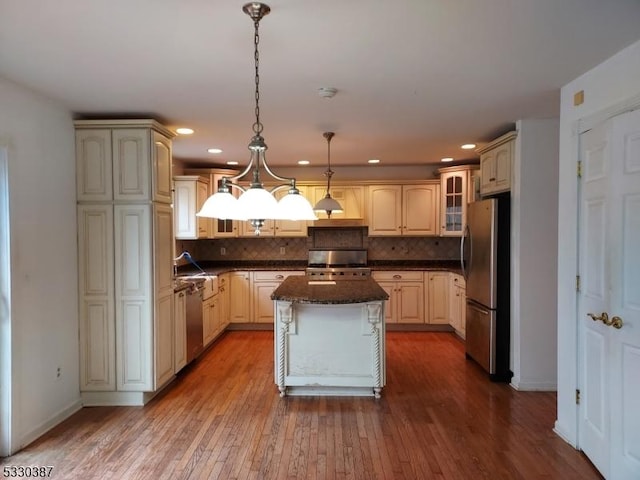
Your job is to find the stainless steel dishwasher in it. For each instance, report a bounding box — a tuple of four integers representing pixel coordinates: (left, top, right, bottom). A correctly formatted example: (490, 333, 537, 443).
(185, 283, 204, 362)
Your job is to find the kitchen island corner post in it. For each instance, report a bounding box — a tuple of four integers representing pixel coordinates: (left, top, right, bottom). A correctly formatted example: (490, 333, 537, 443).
(275, 300, 294, 397)
(367, 301, 385, 399)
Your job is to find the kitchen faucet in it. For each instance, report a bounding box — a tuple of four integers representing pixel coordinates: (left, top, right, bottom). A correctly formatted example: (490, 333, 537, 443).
(173, 251, 208, 277)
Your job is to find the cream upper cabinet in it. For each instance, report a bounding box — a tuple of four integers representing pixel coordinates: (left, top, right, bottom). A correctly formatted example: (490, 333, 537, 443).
(368, 183, 439, 236)
(273, 186, 312, 237)
(76, 129, 113, 202)
(478, 131, 516, 197)
(402, 184, 439, 235)
(152, 131, 173, 204)
(173, 175, 210, 239)
(76, 120, 174, 204)
(184, 168, 239, 238)
(311, 185, 365, 220)
(367, 185, 403, 235)
(438, 165, 479, 237)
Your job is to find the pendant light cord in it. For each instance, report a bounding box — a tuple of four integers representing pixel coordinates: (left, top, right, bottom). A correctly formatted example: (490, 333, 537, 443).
(324, 132, 335, 195)
(253, 17, 263, 136)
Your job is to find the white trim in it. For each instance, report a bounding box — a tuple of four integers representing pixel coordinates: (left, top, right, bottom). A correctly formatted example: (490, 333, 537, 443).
(561, 95, 640, 451)
(0, 147, 11, 456)
(554, 421, 578, 448)
(577, 93, 640, 134)
(510, 381, 557, 392)
(17, 400, 82, 452)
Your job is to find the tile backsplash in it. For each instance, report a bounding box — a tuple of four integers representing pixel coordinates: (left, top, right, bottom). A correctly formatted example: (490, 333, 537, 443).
(181, 233, 460, 263)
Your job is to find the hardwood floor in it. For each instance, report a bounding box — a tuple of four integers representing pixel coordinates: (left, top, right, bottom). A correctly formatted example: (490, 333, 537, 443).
(3, 332, 601, 479)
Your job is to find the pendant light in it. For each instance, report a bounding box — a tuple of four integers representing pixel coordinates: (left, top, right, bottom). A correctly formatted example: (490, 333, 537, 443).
(197, 2, 316, 235)
(313, 132, 343, 218)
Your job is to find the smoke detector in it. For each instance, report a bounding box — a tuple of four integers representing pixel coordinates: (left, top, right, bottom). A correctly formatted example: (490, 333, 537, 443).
(318, 87, 338, 98)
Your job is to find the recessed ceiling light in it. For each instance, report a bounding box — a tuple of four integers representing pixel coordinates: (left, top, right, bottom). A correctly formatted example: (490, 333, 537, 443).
(298, 160, 310, 165)
(176, 127, 194, 135)
(461, 143, 476, 150)
(226, 161, 238, 166)
(441, 157, 454, 162)
(368, 159, 380, 164)
(207, 148, 223, 154)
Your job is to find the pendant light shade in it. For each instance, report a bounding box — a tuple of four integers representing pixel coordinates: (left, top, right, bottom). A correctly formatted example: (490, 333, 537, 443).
(277, 189, 319, 220)
(196, 2, 316, 234)
(236, 186, 279, 220)
(314, 131, 343, 218)
(196, 188, 238, 219)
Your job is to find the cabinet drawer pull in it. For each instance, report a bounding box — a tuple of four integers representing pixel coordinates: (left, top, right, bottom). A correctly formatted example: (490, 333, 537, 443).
(489, 177, 496, 181)
(276, 274, 284, 280)
(393, 274, 402, 280)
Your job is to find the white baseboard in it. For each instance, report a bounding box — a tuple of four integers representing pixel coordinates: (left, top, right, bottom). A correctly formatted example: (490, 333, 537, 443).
(510, 380, 557, 391)
(17, 398, 83, 453)
(553, 420, 578, 448)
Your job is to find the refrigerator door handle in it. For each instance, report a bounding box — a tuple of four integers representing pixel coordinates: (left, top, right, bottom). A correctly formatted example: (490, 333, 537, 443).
(460, 224, 471, 280)
(467, 299, 490, 316)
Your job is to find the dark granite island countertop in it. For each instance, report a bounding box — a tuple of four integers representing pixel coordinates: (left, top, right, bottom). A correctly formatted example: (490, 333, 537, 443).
(271, 276, 389, 304)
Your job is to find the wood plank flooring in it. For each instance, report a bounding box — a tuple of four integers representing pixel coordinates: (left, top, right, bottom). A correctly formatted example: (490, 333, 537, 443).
(2, 332, 601, 479)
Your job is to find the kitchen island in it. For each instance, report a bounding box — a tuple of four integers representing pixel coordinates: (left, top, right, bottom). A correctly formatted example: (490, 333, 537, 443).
(271, 276, 388, 398)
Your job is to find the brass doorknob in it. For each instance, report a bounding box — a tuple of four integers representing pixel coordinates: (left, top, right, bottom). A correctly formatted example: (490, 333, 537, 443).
(610, 316, 624, 329)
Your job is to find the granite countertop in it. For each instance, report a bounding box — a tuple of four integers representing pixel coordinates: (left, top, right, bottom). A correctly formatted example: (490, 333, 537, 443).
(176, 260, 462, 277)
(271, 276, 389, 304)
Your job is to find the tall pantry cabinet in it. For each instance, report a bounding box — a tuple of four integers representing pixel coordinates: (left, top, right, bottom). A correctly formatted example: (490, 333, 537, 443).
(75, 119, 175, 406)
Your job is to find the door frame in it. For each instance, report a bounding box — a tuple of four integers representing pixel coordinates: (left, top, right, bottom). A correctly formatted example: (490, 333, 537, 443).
(571, 95, 640, 453)
(0, 146, 12, 456)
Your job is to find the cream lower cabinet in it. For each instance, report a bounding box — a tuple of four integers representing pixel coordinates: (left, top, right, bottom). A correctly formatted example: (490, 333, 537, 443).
(368, 184, 439, 236)
(174, 290, 187, 373)
(229, 271, 251, 323)
(372, 271, 425, 323)
(78, 205, 115, 391)
(79, 203, 175, 404)
(203, 293, 220, 347)
(252, 271, 305, 323)
(218, 273, 230, 329)
(449, 274, 466, 338)
(427, 272, 450, 324)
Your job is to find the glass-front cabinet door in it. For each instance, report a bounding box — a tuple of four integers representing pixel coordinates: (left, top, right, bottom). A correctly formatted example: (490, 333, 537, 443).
(438, 165, 478, 237)
(442, 172, 465, 235)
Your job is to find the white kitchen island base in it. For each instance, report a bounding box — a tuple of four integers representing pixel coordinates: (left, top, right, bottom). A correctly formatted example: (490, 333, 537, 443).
(274, 300, 385, 398)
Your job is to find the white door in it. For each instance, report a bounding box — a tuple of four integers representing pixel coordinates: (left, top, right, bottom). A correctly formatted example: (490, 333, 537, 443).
(578, 108, 640, 479)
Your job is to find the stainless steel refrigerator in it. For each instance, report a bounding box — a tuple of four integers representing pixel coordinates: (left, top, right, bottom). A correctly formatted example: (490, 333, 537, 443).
(461, 194, 511, 382)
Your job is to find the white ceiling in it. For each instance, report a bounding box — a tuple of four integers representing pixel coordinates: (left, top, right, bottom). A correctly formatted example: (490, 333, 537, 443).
(2, 1, 640, 168)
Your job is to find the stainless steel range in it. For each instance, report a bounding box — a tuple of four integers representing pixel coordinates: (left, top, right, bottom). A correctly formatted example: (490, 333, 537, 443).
(306, 249, 371, 280)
